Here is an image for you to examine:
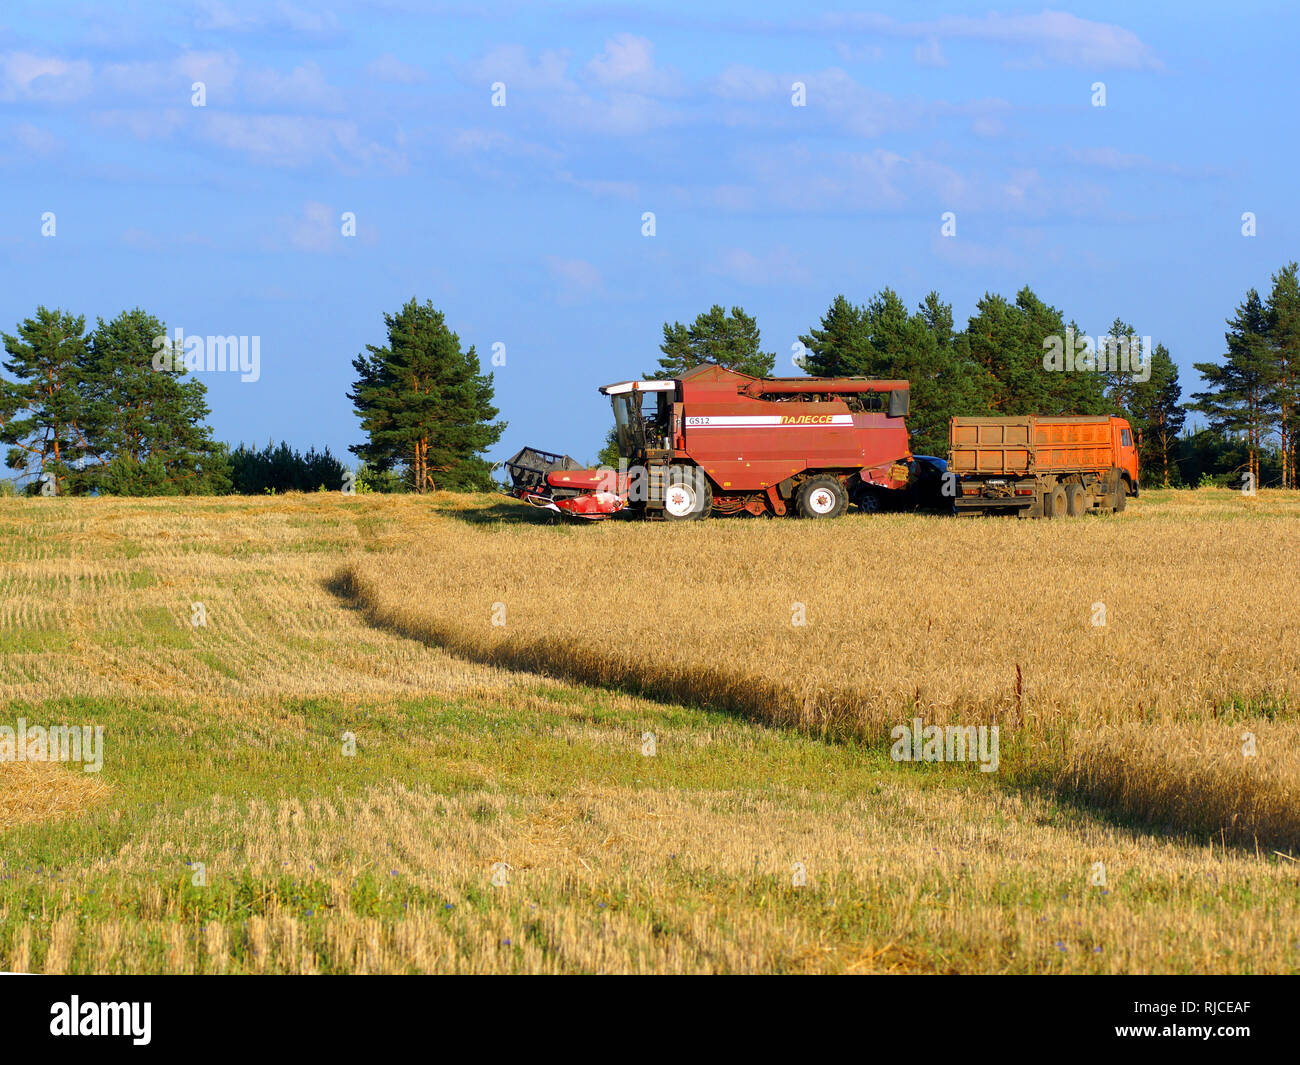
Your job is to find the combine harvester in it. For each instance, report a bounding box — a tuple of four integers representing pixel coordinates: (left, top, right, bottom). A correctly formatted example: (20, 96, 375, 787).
(503, 365, 1141, 521)
(505, 364, 914, 520)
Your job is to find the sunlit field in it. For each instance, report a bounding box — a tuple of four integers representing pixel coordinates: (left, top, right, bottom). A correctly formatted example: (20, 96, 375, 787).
(2, 489, 1297, 973)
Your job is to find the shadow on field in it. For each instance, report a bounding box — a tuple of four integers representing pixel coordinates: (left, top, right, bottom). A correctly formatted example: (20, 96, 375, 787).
(323, 565, 822, 734)
(326, 564, 1300, 857)
(433, 497, 565, 526)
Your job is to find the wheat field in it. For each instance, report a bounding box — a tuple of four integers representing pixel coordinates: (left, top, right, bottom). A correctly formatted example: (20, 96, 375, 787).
(340, 489, 1300, 849)
(1, 489, 1298, 973)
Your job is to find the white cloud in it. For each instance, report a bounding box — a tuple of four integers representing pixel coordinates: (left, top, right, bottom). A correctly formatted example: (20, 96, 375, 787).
(283, 200, 338, 252)
(366, 53, 428, 85)
(557, 171, 640, 202)
(914, 38, 949, 69)
(817, 10, 1162, 71)
(586, 34, 682, 95)
(545, 256, 603, 305)
(465, 44, 574, 92)
(710, 65, 927, 138)
(244, 61, 345, 111)
(199, 114, 405, 171)
(90, 108, 188, 141)
(547, 91, 681, 136)
(193, 1, 344, 41)
(12, 122, 62, 157)
(0, 53, 93, 102)
(711, 246, 811, 286)
(120, 227, 163, 251)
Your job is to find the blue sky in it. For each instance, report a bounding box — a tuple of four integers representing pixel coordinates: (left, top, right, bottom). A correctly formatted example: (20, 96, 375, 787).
(2, 1, 1296, 465)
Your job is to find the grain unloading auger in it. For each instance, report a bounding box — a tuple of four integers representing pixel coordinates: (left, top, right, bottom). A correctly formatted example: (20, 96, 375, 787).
(503, 365, 915, 520)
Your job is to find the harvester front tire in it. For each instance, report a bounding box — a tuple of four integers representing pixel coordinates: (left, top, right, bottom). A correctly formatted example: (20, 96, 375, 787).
(796, 476, 848, 519)
(663, 467, 712, 521)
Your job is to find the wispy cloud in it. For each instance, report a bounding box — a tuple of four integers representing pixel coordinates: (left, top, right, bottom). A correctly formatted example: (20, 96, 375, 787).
(546, 256, 603, 305)
(812, 10, 1163, 71)
(365, 53, 429, 85)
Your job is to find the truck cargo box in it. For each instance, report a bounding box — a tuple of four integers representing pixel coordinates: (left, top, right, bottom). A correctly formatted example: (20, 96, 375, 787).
(949, 415, 1120, 476)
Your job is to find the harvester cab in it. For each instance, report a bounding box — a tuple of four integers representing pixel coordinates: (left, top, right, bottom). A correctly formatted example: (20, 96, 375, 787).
(604, 379, 677, 463)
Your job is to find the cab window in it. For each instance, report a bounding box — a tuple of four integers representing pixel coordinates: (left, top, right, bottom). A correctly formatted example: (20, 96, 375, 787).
(1121, 429, 1132, 447)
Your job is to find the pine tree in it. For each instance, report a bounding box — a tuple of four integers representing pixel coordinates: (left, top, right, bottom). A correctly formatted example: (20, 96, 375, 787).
(965, 292, 1016, 412)
(907, 291, 993, 454)
(349, 299, 505, 494)
(0, 307, 94, 494)
(1100, 318, 1142, 416)
(1127, 343, 1184, 486)
(1192, 289, 1275, 488)
(82, 309, 227, 495)
(800, 289, 992, 454)
(1266, 262, 1300, 489)
(798, 294, 871, 377)
(653, 305, 775, 379)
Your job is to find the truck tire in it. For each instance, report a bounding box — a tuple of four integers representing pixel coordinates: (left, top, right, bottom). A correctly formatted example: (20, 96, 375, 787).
(1045, 485, 1067, 519)
(1114, 479, 1127, 512)
(796, 475, 848, 518)
(1065, 482, 1086, 517)
(663, 466, 711, 521)
(851, 483, 883, 513)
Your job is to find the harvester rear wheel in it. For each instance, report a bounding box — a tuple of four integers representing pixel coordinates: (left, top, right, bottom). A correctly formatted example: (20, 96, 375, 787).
(796, 475, 848, 518)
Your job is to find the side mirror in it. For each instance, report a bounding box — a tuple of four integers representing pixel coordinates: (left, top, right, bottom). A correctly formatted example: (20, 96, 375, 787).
(888, 389, 910, 418)
(1137, 429, 1143, 449)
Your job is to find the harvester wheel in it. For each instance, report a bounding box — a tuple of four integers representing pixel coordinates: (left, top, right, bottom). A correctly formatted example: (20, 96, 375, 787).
(1045, 485, 1067, 519)
(796, 475, 848, 518)
(1065, 482, 1086, 517)
(663, 466, 712, 521)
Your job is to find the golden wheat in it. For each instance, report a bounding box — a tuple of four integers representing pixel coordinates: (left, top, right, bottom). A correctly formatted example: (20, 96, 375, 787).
(339, 489, 1300, 846)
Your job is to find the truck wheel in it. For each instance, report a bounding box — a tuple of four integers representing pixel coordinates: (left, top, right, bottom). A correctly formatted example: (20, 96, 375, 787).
(796, 476, 848, 518)
(1045, 485, 1067, 519)
(1113, 479, 1127, 512)
(663, 466, 711, 520)
(852, 485, 882, 514)
(1065, 482, 1086, 517)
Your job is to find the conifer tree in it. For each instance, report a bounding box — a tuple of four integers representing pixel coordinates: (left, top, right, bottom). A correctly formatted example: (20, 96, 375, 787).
(0, 307, 93, 494)
(654, 305, 775, 379)
(350, 299, 504, 493)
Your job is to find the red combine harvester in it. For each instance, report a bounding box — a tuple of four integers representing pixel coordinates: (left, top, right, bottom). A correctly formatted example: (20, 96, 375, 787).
(505, 364, 913, 520)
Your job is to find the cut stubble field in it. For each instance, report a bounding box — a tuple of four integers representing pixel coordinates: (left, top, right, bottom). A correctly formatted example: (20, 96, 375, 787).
(1, 489, 1297, 973)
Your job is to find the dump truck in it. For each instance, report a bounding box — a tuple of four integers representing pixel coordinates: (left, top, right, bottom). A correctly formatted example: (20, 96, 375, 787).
(506, 364, 914, 519)
(948, 415, 1140, 518)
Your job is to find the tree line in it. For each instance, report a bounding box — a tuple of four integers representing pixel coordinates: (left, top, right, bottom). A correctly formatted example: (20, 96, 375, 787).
(627, 267, 1300, 487)
(0, 299, 501, 496)
(3, 271, 1296, 496)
